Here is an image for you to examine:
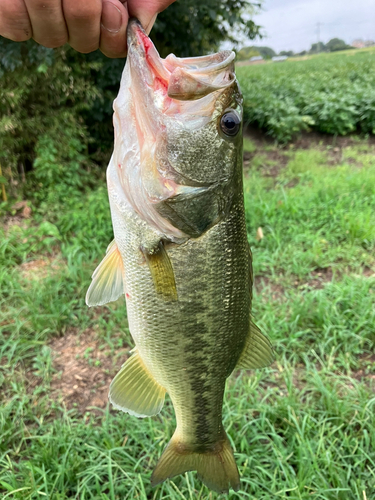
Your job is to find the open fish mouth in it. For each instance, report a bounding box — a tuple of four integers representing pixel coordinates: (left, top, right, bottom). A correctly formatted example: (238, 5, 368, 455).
(127, 19, 236, 102)
(108, 19, 242, 240)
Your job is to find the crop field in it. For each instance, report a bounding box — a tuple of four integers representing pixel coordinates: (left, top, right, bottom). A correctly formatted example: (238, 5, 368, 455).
(237, 48, 375, 142)
(1, 133, 374, 499)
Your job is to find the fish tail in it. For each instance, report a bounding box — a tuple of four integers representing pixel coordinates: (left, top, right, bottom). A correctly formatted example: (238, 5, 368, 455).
(150, 431, 240, 494)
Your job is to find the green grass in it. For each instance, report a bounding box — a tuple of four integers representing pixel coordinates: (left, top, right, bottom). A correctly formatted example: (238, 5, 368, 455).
(237, 47, 375, 142)
(1, 137, 374, 499)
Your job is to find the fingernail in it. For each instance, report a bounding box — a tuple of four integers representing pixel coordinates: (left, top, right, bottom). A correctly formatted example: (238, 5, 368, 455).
(101, 2, 122, 33)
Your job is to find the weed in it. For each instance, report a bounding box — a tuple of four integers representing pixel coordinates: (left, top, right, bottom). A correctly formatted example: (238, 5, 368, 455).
(237, 48, 375, 142)
(0, 137, 374, 499)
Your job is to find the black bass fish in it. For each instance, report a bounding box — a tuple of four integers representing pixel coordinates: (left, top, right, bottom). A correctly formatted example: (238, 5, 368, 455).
(86, 19, 274, 494)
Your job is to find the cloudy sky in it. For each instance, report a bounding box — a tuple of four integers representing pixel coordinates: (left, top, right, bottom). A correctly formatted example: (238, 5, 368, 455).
(250, 0, 375, 53)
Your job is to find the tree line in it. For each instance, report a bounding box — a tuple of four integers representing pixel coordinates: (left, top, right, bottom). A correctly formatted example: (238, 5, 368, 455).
(237, 37, 355, 61)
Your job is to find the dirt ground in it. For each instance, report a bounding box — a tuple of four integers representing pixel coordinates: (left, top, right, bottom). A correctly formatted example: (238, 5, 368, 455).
(49, 329, 129, 414)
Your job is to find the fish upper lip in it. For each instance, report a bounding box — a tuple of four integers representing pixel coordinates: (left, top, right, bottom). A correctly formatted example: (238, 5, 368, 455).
(127, 18, 143, 44)
(126, 18, 236, 101)
(127, 17, 171, 84)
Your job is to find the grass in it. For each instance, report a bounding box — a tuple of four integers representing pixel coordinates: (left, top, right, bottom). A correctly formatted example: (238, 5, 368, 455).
(1, 135, 374, 499)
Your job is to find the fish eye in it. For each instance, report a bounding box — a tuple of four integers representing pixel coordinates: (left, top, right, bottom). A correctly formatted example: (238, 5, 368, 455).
(220, 110, 241, 137)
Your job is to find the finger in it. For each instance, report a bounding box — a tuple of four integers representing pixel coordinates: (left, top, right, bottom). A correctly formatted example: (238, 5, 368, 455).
(127, 0, 175, 33)
(63, 0, 102, 53)
(0, 0, 32, 42)
(100, 0, 128, 58)
(24, 0, 68, 48)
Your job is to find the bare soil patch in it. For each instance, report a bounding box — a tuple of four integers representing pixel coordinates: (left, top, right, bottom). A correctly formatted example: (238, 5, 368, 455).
(352, 353, 375, 385)
(243, 126, 360, 150)
(363, 266, 374, 278)
(49, 329, 129, 414)
(19, 256, 65, 280)
(2, 215, 28, 231)
(254, 275, 285, 299)
(254, 265, 374, 302)
(243, 126, 375, 161)
(1, 201, 32, 230)
(243, 148, 290, 179)
(308, 267, 335, 289)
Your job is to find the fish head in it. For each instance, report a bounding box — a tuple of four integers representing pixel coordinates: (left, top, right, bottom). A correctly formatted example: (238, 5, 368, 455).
(110, 19, 243, 239)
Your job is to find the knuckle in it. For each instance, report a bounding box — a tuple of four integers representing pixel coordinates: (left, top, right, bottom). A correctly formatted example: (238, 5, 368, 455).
(4, 29, 31, 42)
(64, 3, 101, 23)
(0, 3, 32, 40)
(100, 47, 127, 59)
(28, 0, 55, 12)
(70, 40, 99, 53)
(35, 35, 68, 48)
(100, 31, 127, 58)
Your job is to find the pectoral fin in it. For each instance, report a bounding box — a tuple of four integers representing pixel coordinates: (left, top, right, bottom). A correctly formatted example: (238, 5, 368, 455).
(142, 242, 178, 301)
(86, 240, 124, 307)
(109, 350, 166, 418)
(236, 320, 274, 370)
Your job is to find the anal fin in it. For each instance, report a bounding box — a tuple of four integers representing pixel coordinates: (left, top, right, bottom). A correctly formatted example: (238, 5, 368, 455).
(109, 350, 166, 418)
(86, 240, 124, 307)
(236, 320, 274, 370)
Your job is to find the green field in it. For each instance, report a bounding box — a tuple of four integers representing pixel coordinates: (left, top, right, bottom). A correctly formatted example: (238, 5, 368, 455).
(1, 133, 374, 499)
(237, 48, 375, 142)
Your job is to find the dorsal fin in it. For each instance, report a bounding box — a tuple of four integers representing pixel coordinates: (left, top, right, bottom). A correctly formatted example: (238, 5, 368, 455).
(86, 240, 124, 307)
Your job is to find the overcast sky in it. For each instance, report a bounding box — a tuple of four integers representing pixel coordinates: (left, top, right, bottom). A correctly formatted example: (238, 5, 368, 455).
(250, 0, 375, 53)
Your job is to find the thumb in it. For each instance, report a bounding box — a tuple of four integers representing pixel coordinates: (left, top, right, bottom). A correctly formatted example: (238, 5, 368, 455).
(127, 0, 175, 34)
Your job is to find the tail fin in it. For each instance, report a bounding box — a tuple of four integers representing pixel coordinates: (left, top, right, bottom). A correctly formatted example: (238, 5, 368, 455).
(150, 432, 240, 494)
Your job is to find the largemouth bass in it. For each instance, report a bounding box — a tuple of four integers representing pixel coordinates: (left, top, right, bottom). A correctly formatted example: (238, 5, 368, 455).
(86, 19, 274, 494)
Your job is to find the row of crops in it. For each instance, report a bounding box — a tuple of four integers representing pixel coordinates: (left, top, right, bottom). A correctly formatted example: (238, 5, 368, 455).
(236, 49, 375, 142)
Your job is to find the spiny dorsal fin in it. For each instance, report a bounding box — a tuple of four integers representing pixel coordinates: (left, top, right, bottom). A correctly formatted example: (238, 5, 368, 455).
(86, 240, 124, 307)
(141, 242, 178, 301)
(236, 320, 274, 370)
(109, 350, 166, 418)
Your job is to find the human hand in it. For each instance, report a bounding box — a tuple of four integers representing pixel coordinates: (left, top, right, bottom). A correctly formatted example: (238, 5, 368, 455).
(0, 0, 176, 58)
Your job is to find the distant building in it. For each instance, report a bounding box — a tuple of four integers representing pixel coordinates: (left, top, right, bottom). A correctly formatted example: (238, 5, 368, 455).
(352, 39, 365, 48)
(352, 39, 375, 48)
(248, 56, 266, 65)
(272, 56, 288, 62)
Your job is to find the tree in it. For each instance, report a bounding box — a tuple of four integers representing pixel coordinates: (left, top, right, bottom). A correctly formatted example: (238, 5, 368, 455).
(279, 50, 294, 57)
(152, 0, 263, 58)
(0, 39, 98, 201)
(236, 46, 261, 61)
(0, 1, 264, 197)
(253, 46, 276, 59)
(326, 38, 351, 52)
(309, 42, 327, 54)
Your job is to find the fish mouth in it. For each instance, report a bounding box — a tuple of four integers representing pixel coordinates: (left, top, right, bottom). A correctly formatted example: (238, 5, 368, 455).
(127, 18, 235, 102)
